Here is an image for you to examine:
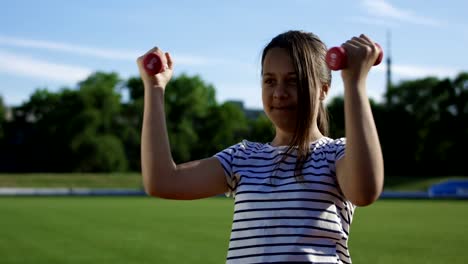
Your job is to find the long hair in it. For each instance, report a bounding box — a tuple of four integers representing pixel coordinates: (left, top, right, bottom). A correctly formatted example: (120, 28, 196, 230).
(261, 30, 332, 179)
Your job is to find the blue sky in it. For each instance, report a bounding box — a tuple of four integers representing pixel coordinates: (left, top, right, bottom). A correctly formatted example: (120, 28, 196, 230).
(1, 0, 467, 109)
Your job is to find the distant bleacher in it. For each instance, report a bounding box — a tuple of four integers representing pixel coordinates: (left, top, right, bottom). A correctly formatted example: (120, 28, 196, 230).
(1, 180, 468, 199)
(379, 179, 468, 200)
(428, 179, 468, 198)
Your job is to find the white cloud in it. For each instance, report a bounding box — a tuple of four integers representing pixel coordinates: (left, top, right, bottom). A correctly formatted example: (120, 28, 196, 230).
(0, 50, 92, 83)
(393, 65, 459, 79)
(0, 35, 225, 66)
(0, 35, 138, 60)
(347, 16, 399, 28)
(374, 63, 460, 79)
(360, 0, 443, 27)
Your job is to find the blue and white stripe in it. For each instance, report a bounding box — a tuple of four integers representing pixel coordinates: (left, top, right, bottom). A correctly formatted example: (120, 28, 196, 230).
(215, 137, 354, 264)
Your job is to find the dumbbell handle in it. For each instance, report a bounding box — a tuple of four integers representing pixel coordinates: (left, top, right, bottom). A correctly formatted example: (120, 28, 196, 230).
(326, 43, 383, 71)
(143, 53, 164, 75)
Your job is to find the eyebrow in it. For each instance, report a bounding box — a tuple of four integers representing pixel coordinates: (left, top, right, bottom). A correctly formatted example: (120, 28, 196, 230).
(262, 72, 297, 77)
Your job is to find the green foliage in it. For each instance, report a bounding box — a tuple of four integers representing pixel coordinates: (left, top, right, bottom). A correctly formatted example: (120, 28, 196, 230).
(3, 72, 127, 172)
(382, 72, 468, 175)
(248, 113, 274, 143)
(0, 95, 5, 140)
(78, 72, 122, 132)
(1, 69, 467, 176)
(118, 101, 143, 171)
(164, 74, 218, 162)
(327, 96, 345, 138)
(126, 76, 145, 102)
(193, 102, 250, 159)
(71, 134, 128, 172)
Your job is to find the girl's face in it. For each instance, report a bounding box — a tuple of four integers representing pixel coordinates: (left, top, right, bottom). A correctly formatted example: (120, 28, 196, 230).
(262, 47, 298, 134)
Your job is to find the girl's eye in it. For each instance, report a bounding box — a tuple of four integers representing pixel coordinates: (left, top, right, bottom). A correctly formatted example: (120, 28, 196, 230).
(264, 79, 274, 85)
(288, 78, 297, 85)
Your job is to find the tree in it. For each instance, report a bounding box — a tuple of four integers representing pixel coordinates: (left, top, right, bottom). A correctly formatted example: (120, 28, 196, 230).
(193, 101, 250, 158)
(11, 88, 78, 171)
(78, 72, 122, 132)
(383, 72, 468, 175)
(70, 72, 127, 171)
(71, 133, 128, 172)
(164, 74, 218, 162)
(0, 95, 5, 140)
(4, 72, 129, 172)
(119, 77, 146, 171)
(327, 96, 345, 139)
(118, 101, 143, 171)
(126, 76, 145, 102)
(124, 74, 255, 162)
(4, 68, 466, 175)
(248, 113, 275, 144)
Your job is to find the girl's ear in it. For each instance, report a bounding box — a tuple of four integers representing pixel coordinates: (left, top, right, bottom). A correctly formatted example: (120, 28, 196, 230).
(320, 83, 329, 101)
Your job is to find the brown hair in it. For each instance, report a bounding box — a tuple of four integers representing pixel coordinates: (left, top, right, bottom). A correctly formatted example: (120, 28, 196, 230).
(261, 30, 332, 178)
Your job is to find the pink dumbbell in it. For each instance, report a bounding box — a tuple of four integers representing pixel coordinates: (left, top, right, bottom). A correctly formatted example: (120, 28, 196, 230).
(325, 43, 383, 71)
(143, 53, 164, 75)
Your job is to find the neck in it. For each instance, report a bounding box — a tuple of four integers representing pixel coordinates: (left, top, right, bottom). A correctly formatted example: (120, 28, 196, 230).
(270, 126, 324, 147)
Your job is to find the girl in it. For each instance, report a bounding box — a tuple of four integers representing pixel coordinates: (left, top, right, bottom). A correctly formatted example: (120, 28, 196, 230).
(137, 30, 384, 263)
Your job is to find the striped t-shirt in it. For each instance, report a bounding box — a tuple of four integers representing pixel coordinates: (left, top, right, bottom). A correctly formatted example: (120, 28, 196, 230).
(214, 137, 355, 264)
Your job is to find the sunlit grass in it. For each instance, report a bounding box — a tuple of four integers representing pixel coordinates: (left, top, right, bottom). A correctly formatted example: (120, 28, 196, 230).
(0, 197, 467, 264)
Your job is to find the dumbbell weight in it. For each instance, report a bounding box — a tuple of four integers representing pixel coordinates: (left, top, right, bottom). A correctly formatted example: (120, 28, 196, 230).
(326, 43, 383, 71)
(143, 53, 165, 75)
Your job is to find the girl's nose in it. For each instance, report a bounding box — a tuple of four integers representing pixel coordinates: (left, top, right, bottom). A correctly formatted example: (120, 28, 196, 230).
(273, 83, 289, 99)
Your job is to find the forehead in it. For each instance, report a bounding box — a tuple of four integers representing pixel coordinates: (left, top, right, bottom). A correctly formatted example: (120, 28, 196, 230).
(262, 47, 295, 75)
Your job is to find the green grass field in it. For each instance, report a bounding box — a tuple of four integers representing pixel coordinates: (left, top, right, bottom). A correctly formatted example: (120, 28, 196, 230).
(1, 173, 466, 191)
(0, 197, 467, 264)
(0, 173, 143, 189)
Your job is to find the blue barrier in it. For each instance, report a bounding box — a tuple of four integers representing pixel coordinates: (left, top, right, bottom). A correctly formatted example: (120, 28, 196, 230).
(428, 179, 468, 199)
(377, 179, 468, 200)
(1, 180, 468, 199)
(379, 191, 429, 199)
(0, 188, 146, 196)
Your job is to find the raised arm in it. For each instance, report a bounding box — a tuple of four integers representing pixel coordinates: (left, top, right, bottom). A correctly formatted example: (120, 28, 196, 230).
(137, 48, 228, 200)
(335, 34, 385, 206)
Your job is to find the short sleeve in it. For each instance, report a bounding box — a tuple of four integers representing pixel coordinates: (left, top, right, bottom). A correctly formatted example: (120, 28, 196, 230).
(335, 137, 346, 161)
(213, 142, 243, 197)
(328, 137, 346, 174)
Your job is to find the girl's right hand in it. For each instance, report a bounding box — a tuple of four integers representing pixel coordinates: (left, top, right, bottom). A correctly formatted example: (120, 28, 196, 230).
(340, 34, 380, 87)
(136, 47, 174, 89)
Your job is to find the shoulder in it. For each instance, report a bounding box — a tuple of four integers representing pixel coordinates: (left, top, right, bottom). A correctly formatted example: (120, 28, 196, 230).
(316, 137, 346, 159)
(216, 139, 269, 155)
(331, 137, 346, 148)
(316, 137, 346, 149)
(240, 139, 270, 151)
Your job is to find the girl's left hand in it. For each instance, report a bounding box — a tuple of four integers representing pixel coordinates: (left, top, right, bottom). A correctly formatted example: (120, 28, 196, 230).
(341, 34, 381, 86)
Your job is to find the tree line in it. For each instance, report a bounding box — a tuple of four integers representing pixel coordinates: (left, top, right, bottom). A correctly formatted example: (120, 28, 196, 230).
(0, 71, 466, 176)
